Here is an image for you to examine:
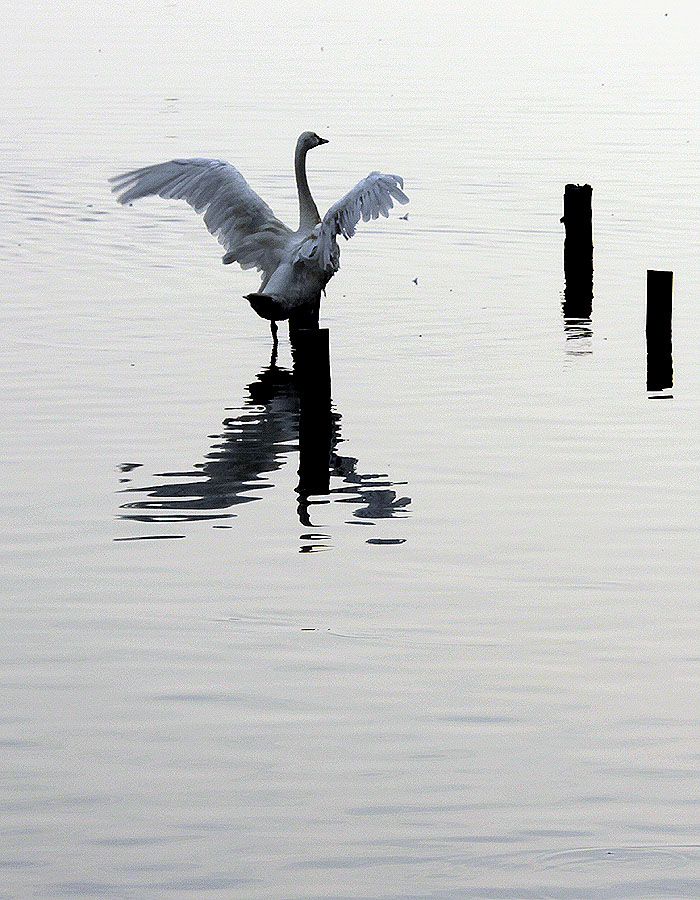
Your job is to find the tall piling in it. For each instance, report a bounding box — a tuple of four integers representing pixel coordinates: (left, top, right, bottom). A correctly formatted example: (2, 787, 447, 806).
(561, 184, 593, 319)
(646, 270, 673, 392)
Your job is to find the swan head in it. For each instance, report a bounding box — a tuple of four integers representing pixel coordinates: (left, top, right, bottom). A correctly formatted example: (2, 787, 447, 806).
(297, 131, 329, 152)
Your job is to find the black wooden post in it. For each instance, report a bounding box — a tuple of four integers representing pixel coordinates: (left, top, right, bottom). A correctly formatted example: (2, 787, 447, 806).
(561, 184, 593, 319)
(288, 298, 321, 345)
(646, 270, 673, 391)
(294, 328, 332, 498)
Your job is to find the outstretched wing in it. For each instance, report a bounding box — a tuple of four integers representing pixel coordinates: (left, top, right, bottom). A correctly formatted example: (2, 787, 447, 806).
(311, 172, 408, 272)
(110, 158, 292, 277)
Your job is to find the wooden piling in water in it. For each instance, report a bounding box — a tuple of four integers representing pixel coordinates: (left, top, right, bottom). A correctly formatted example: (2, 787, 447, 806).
(294, 328, 332, 497)
(561, 183, 593, 319)
(288, 298, 321, 345)
(646, 269, 673, 391)
(293, 327, 331, 400)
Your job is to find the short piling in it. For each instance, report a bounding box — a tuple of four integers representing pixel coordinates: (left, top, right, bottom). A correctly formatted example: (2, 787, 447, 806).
(561, 183, 593, 319)
(646, 270, 673, 391)
(288, 299, 321, 345)
(294, 328, 332, 497)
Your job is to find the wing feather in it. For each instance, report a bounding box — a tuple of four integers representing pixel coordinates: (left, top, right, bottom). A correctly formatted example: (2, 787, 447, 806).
(109, 158, 292, 277)
(312, 172, 409, 272)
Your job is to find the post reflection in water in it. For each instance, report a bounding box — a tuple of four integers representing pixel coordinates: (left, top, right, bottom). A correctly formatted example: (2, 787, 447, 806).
(561, 283, 594, 356)
(117, 350, 410, 545)
(561, 252, 594, 356)
(562, 313, 593, 356)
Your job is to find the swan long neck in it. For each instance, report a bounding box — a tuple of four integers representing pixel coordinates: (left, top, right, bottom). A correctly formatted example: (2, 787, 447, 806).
(295, 140, 321, 232)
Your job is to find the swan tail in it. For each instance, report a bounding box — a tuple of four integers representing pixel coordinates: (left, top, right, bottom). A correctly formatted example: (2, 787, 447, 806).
(244, 292, 291, 321)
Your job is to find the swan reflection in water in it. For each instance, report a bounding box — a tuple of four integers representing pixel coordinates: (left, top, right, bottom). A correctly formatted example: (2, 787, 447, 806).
(117, 358, 410, 543)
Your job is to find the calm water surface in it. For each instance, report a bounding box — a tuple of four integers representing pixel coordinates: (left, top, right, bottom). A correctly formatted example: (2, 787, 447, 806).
(2, 2, 700, 898)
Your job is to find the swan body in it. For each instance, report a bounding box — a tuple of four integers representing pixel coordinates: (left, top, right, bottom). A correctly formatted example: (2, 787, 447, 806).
(110, 132, 408, 337)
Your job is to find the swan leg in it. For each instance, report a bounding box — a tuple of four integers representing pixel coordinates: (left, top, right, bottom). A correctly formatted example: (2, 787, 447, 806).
(267, 320, 279, 366)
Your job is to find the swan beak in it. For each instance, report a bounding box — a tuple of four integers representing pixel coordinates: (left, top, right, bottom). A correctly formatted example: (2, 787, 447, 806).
(318, 137, 329, 145)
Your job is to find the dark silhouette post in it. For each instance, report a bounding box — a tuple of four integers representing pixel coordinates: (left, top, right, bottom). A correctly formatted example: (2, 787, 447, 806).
(561, 184, 593, 319)
(294, 328, 332, 499)
(646, 270, 673, 392)
(288, 298, 321, 345)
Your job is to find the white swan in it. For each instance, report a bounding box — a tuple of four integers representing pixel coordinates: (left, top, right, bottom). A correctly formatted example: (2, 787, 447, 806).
(110, 131, 408, 341)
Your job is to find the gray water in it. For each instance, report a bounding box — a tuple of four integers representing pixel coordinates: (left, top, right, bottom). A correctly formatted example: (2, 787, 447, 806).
(2, 2, 700, 898)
